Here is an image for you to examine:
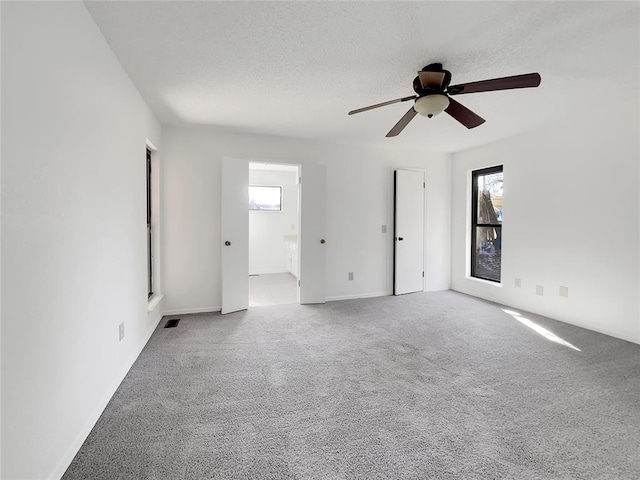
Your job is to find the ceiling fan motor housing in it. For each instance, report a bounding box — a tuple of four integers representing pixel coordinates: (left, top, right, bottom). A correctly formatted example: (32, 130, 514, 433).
(412, 63, 452, 95)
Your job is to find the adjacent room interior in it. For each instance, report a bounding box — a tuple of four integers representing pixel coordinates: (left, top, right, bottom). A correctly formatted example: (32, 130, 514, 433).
(1, 1, 639, 479)
(248, 162, 300, 307)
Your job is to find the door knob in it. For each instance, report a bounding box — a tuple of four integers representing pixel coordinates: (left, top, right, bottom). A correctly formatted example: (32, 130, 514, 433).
(397, 237, 404, 241)
(224, 241, 231, 246)
(320, 239, 326, 244)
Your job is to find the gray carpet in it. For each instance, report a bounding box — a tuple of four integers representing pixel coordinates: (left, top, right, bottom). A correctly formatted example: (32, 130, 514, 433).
(63, 291, 640, 479)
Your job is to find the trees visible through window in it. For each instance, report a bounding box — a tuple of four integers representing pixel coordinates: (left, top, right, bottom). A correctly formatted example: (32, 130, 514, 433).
(471, 166, 503, 282)
(146, 148, 153, 298)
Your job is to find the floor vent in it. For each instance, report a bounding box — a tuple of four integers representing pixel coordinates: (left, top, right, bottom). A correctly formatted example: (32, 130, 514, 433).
(164, 319, 180, 328)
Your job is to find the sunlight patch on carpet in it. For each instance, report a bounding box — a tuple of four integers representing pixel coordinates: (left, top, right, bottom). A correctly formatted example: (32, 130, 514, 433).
(503, 308, 581, 351)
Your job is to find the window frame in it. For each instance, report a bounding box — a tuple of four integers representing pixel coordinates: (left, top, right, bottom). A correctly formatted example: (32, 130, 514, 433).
(146, 147, 153, 298)
(470, 165, 503, 283)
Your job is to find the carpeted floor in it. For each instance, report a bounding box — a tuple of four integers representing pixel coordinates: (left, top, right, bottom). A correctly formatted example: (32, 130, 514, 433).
(63, 291, 640, 479)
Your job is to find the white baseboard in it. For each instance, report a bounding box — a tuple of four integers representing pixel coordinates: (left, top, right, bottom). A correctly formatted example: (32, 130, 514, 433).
(163, 306, 221, 316)
(326, 292, 389, 302)
(450, 287, 640, 346)
(50, 311, 163, 480)
(552, 316, 640, 345)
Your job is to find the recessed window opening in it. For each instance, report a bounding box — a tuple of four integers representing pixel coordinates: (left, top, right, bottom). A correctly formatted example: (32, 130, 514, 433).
(471, 165, 503, 282)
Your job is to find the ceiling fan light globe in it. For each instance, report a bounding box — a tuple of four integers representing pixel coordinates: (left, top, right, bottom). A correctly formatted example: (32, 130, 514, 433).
(414, 94, 450, 117)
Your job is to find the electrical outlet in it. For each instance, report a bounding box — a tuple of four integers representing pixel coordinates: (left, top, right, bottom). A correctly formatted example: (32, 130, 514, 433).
(381, 225, 387, 233)
(536, 285, 544, 296)
(559, 286, 569, 298)
(119, 322, 125, 341)
(515, 278, 522, 288)
(348, 272, 354, 281)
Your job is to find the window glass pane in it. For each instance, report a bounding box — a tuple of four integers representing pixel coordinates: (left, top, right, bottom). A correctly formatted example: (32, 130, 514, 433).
(147, 225, 153, 297)
(249, 186, 282, 211)
(473, 226, 502, 281)
(476, 171, 503, 224)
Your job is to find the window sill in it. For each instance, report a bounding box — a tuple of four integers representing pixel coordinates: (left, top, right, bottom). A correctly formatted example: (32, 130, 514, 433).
(147, 294, 164, 312)
(465, 276, 502, 287)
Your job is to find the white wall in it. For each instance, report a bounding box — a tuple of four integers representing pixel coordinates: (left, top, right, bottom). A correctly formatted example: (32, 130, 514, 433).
(162, 127, 451, 313)
(0, 2, 4, 475)
(249, 169, 298, 275)
(1, 3, 162, 479)
(450, 99, 640, 344)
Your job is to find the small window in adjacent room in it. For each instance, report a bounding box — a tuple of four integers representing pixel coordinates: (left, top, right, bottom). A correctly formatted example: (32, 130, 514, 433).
(146, 147, 153, 298)
(248, 185, 282, 211)
(471, 166, 503, 282)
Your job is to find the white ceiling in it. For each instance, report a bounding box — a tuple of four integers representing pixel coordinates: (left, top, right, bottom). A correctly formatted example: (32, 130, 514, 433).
(85, 1, 639, 153)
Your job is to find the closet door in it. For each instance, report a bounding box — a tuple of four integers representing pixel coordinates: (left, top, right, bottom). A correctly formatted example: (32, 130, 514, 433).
(299, 163, 326, 304)
(221, 157, 249, 314)
(394, 169, 424, 295)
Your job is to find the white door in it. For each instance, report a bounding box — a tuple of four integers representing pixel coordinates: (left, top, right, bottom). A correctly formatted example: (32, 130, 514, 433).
(299, 163, 326, 304)
(394, 169, 424, 295)
(221, 157, 249, 314)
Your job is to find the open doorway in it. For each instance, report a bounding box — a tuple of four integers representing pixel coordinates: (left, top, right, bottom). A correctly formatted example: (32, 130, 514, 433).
(248, 162, 300, 307)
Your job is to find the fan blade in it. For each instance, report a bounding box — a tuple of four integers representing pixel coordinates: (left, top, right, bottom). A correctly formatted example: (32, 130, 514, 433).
(386, 107, 418, 137)
(445, 97, 485, 129)
(348, 95, 416, 115)
(448, 73, 541, 95)
(418, 71, 446, 89)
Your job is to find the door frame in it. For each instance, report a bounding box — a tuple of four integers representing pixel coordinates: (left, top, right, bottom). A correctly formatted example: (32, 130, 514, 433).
(247, 161, 302, 304)
(393, 167, 427, 294)
(222, 158, 327, 311)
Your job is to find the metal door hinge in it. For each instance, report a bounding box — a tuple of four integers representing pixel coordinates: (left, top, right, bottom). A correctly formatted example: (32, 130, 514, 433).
(298, 280, 301, 287)
(422, 272, 424, 277)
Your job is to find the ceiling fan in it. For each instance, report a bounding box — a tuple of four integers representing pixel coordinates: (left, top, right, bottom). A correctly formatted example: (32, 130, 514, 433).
(348, 63, 541, 137)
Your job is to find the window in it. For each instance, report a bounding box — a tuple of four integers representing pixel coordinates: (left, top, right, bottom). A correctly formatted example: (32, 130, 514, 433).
(471, 166, 503, 282)
(248, 185, 282, 211)
(146, 148, 153, 298)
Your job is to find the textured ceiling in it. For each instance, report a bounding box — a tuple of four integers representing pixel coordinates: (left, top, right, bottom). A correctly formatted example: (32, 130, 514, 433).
(85, 1, 639, 153)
